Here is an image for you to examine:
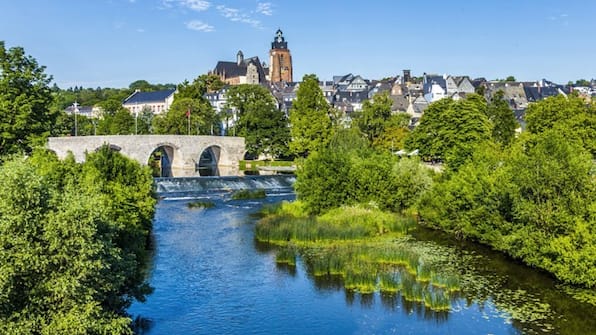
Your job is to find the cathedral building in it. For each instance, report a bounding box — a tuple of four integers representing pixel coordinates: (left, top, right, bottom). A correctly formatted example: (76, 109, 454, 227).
(210, 29, 293, 85)
(211, 50, 268, 85)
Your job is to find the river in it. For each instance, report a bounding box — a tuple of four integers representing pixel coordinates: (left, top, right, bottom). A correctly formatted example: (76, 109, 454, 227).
(128, 176, 596, 335)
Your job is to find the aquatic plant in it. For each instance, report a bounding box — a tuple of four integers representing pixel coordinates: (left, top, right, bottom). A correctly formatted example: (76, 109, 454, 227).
(275, 245, 297, 266)
(187, 200, 215, 209)
(255, 209, 465, 312)
(231, 188, 266, 200)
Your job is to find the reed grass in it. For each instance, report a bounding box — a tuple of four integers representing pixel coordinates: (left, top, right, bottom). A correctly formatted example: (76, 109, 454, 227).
(275, 246, 297, 266)
(255, 204, 462, 311)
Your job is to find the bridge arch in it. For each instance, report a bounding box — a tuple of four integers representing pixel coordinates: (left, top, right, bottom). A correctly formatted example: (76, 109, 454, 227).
(147, 143, 179, 177)
(197, 145, 221, 176)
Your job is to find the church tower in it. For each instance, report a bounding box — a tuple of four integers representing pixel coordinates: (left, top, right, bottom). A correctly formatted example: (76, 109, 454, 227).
(269, 29, 293, 83)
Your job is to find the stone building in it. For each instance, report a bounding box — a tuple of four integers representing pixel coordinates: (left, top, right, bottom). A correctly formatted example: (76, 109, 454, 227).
(269, 29, 293, 83)
(211, 50, 268, 85)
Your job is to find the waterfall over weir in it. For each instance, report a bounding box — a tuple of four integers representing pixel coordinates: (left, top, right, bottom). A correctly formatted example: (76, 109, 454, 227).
(154, 175, 296, 196)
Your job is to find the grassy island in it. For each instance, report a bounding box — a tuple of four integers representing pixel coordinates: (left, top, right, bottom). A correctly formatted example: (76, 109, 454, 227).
(256, 201, 459, 311)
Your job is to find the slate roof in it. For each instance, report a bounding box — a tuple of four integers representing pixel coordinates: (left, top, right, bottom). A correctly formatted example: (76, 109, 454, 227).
(334, 90, 368, 104)
(213, 56, 267, 83)
(423, 74, 447, 93)
(390, 95, 409, 112)
(123, 89, 175, 105)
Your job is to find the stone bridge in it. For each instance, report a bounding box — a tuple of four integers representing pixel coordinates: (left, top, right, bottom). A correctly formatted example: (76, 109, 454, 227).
(47, 135, 246, 177)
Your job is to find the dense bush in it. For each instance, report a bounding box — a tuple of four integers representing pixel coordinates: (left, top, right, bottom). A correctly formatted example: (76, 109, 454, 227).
(295, 132, 433, 215)
(417, 130, 596, 287)
(0, 147, 156, 334)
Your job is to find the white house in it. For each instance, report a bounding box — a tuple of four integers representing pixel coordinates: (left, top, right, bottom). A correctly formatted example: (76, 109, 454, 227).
(122, 89, 176, 115)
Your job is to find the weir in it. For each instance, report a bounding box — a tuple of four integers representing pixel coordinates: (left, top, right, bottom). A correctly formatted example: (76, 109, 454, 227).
(154, 175, 296, 195)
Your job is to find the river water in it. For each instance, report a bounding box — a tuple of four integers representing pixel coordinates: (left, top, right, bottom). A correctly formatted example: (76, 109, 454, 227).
(129, 177, 596, 335)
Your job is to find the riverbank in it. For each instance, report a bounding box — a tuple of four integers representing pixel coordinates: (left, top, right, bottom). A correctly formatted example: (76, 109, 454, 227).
(255, 199, 596, 334)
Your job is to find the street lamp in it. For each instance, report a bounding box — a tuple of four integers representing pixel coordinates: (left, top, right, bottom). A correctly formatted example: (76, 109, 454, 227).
(72, 101, 79, 136)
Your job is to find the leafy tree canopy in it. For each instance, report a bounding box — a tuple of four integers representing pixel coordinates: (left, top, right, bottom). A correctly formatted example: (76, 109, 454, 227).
(289, 74, 334, 157)
(355, 92, 393, 144)
(0, 147, 155, 334)
(525, 94, 596, 156)
(152, 97, 219, 135)
(0, 41, 57, 157)
(406, 95, 491, 168)
(225, 84, 290, 159)
(486, 90, 518, 147)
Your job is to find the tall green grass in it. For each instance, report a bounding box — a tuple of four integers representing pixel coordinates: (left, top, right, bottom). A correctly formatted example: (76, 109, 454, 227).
(255, 204, 461, 311)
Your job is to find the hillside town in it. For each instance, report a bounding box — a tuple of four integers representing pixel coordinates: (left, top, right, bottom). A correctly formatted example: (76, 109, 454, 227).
(60, 30, 596, 133)
(67, 29, 595, 134)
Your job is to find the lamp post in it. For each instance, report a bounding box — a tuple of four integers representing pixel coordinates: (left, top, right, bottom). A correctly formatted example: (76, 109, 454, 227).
(73, 101, 79, 136)
(135, 110, 138, 135)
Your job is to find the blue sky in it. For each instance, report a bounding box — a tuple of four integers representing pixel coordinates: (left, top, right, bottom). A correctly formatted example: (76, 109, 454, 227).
(1, 0, 595, 88)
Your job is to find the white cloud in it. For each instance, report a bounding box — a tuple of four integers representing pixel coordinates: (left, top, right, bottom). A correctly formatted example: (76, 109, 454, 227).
(164, 0, 210, 12)
(216, 5, 261, 28)
(256, 2, 273, 16)
(136, 28, 145, 33)
(186, 20, 215, 32)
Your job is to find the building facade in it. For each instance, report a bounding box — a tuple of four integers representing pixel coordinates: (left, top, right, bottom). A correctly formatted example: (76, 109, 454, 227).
(122, 89, 176, 115)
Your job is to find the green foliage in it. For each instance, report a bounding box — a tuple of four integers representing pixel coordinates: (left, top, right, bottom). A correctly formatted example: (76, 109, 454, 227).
(525, 94, 596, 156)
(355, 92, 393, 144)
(417, 129, 596, 287)
(255, 208, 458, 310)
(0, 147, 155, 333)
(295, 132, 433, 215)
(231, 189, 266, 200)
(98, 108, 135, 135)
(225, 84, 290, 158)
(176, 74, 223, 100)
(0, 41, 57, 157)
(406, 95, 491, 169)
(486, 90, 517, 146)
(152, 97, 219, 135)
(52, 111, 98, 136)
(289, 74, 334, 157)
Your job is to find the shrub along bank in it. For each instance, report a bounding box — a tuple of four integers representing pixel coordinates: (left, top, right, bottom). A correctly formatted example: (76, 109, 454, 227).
(0, 146, 156, 334)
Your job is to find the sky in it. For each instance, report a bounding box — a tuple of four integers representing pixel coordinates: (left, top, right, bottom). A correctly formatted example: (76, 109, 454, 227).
(1, 0, 595, 88)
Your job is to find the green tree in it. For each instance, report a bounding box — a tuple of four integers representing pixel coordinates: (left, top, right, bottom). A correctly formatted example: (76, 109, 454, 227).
(525, 94, 596, 156)
(52, 111, 97, 136)
(176, 74, 224, 100)
(406, 95, 491, 168)
(0, 148, 155, 334)
(136, 106, 154, 134)
(289, 74, 333, 157)
(225, 84, 290, 158)
(355, 92, 393, 144)
(98, 109, 135, 135)
(574, 79, 590, 86)
(372, 113, 411, 152)
(152, 97, 219, 135)
(0, 41, 57, 157)
(98, 98, 125, 117)
(486, 90, 517, 146)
